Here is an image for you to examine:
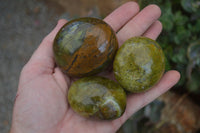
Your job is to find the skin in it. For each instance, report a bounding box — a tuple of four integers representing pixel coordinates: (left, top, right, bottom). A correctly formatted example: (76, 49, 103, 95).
(10, 2, 180, 133)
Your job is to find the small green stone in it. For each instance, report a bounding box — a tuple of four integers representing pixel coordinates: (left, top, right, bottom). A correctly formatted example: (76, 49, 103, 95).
(68, 76, 126, 120)
(113, 37, 165, 93)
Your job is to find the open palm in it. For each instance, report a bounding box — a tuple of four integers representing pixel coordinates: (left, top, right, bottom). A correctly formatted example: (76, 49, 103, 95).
(10, 2, 180, 133)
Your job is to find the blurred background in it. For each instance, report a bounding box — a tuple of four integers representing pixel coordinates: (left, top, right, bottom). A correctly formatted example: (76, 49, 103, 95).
(0, 0, 200, 133)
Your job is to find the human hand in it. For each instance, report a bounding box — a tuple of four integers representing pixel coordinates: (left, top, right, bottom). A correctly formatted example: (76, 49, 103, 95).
(10, 2, 180, 133)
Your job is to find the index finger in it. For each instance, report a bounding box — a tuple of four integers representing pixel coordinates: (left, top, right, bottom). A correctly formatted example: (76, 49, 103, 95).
(104, 2, 139, 32)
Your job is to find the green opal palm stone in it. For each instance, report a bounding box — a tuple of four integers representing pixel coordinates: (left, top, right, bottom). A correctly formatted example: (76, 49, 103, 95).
(53, 17, 118, 77)
(113, 37, 165, 93)
(68, 76, 126, 120)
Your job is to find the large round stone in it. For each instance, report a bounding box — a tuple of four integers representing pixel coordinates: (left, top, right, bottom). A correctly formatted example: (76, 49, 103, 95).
(53, 17, 118, 77)
(113, 37, 165, 93)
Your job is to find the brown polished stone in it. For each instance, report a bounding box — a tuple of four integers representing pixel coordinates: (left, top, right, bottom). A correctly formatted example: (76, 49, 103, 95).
(53, 17, 118, 77)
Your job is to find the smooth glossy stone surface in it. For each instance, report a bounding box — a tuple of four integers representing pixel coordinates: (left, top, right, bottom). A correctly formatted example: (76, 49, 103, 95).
(53, 17, 118, 77)
(68, 76, 126, 120)
(113, 37, 165, 93)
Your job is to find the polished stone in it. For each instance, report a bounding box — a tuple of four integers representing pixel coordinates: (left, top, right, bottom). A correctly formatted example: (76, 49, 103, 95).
(68, 76, 126, 120)
(53, 17, 118, 77)
(113, 37, 165, 93)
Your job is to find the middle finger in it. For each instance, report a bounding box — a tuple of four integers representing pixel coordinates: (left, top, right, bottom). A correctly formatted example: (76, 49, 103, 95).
(117, 4, 161, 45)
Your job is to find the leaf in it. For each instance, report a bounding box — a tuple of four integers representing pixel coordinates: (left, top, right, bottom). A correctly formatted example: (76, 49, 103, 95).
(186, 41, 200, 88)
(160, 2, 174, 31)
(174, 25, 191, 44)
(175, 64, 187, 87)
(187, 69, 200, 92)
(139, 0, 163, 9)
(164, 56, 171, 71)
(187, 41, 200, 66)
(174, 11, 189, 26)
(181, 0, 200, 13)
(188, 19, 200, 34)
(171, 47, 188, 64)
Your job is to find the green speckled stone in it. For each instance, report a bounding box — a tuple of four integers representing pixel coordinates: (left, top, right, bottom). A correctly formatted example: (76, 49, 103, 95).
(113, 37, 165, 93)
(68, 76, 126, 120)
(53, 17, 118, 77)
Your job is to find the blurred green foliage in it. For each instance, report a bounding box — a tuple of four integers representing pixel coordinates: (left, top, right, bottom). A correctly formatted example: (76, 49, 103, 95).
(139, 0, 200, 93)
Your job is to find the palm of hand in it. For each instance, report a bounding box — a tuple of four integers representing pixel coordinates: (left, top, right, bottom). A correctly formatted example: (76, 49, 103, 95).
(11, 2, 180, 133)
